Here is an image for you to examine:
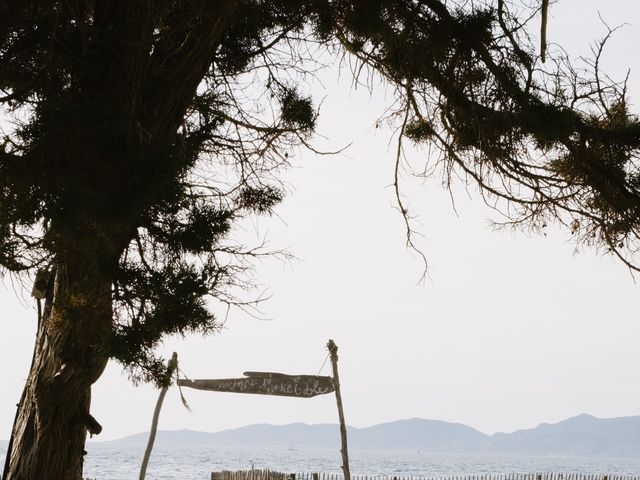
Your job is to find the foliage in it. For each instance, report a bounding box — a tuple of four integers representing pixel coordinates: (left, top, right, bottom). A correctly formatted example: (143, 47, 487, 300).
(2, 0, 640, 385)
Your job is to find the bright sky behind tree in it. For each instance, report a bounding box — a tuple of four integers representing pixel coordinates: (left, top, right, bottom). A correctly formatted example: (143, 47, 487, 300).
(2, 0, 640, 441)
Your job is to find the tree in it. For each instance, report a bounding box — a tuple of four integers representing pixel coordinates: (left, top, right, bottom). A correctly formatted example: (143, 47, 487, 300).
(2, 1, 640, 478)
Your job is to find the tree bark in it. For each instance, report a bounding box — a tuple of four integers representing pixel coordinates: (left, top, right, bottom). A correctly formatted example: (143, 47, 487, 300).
(3, 265, 111, 480)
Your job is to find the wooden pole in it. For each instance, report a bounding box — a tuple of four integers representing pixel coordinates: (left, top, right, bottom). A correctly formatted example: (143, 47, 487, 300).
(139, 352, 178, 480)
(327, 339, 350, 480)
(540, 0, 549, 62)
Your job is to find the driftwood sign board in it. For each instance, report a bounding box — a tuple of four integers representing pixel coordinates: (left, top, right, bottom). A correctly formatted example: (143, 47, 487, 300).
(139, 342, 350, 480)
(177, 371, 335, 398)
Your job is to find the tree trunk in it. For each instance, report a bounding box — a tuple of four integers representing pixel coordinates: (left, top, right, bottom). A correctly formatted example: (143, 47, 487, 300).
(3, 265, 111, 480)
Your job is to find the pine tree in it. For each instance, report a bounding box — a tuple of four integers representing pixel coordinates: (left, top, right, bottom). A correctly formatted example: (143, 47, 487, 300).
(2, 1, 640, 478)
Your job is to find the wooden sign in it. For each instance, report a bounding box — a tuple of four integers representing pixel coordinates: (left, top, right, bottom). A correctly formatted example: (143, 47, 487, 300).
(177, 371, 335, 398)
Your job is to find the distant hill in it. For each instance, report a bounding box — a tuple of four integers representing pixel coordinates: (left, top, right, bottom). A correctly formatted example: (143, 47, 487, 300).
(349, 419, 487, 453)
(104, 414, 640, 457)
(112, 423, 341, 450)
(484, 413, 640, 457)
(106, 419, 487, 452)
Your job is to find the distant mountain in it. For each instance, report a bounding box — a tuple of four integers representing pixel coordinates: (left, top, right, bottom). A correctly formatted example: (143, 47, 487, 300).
(105, 414, 640, 457)
(108, 418, 488, 453)
(484, 413, 640, 457)
(349, 418, 487, 453)
(112, 423, 341, 450)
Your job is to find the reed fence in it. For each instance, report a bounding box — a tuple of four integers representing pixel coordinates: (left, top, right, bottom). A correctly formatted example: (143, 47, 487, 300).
(211, 471, 640, 480)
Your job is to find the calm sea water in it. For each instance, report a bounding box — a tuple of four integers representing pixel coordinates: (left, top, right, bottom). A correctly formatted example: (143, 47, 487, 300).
(2, 443, 640, 479)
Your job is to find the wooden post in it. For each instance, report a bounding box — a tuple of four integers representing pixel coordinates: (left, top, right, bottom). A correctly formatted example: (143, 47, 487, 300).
(139, 352, 178, 480)
(327, 340, 350, 480)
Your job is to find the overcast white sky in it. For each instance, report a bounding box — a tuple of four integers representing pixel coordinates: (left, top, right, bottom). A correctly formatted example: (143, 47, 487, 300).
(2, 1, 640, 442)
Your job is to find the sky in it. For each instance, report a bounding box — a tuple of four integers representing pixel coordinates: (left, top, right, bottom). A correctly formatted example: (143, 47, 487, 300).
(2, 1, 640, 442)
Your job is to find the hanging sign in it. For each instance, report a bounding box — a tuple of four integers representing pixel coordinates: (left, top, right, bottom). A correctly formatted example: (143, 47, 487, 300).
(177, 371, 335, 398)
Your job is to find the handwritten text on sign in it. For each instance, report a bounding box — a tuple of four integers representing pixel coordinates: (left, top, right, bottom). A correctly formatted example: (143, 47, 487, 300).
(177, 372, 335, 398)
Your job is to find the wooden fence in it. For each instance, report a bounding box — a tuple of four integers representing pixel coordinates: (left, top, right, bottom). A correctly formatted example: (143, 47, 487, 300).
(212, 470, 294, 480)
(211, 471, 640, 480)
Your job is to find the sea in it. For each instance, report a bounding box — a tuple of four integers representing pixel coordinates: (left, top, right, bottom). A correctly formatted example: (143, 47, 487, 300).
(2, 443, 640, 480)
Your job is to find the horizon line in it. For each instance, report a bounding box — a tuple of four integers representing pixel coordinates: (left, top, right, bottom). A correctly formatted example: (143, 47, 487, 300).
(73, 411, 640, 443)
